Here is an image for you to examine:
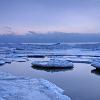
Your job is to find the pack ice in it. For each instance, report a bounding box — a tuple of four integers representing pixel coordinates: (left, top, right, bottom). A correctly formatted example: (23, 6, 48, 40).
(91, 59, 100, 69)
(32, 59, 73, 68)
(0, 71, 71, 100)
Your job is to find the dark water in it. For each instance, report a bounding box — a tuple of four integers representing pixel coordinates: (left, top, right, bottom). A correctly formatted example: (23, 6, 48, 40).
(0, 58, 100, 100)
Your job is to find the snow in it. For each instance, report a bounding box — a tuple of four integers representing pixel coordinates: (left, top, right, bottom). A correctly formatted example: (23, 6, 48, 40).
(1, 43, 100, 100)
(66, 49, 100, 57)
(65, 57, 92, 64)
(32, 59, 73, 68)
(0, 58, 27, 66)
(0, 43, 100, 65)
(13, 58, 27, 62)
(0, 60, 5, 65)
(91, 61, 100, 69)
(2, 58, 12, 63)
(0, 71, 71, 100)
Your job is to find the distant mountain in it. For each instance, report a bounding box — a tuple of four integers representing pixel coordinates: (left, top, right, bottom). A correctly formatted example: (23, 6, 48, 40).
(0, 32, 100, 43)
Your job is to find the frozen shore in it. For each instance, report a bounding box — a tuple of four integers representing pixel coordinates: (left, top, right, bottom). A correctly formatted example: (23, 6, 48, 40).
(0, 71, 71, 100)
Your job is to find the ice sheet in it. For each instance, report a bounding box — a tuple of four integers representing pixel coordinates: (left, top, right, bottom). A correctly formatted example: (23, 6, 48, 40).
(0, 71, 71, 100)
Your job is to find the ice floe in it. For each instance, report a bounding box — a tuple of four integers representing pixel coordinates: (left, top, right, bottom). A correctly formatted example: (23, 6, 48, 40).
(48, 56, 92, 64)
(2, 58, 12, 63)
(91, 61, 100, 69)
(32, 59, 73, 68)
(0, 60, 5, 65)
(0, 71, 71, 100)
(13, 58, 27, 62)
(66, 57, 92, 64)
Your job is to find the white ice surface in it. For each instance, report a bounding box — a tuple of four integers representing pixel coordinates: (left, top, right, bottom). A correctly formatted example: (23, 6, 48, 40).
(64, 57, 92, 63)
(91, 60, 100, 69)
(32, 59, 73, 68)
(0, 71, 71, 100)
(0, 60, 5, 65)
(13, 58, 27, 62)
(16, 49, 100, 57)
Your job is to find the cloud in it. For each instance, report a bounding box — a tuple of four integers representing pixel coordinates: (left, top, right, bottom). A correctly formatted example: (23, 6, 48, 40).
(0, 32, 100, 43)
(0, 26, 15, 34)
(0, 0, 100, 34)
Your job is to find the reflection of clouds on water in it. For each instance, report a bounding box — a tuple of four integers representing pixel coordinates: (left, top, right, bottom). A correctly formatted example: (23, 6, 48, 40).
(31, 66, 73, 73)
(91, 69, 100, 76)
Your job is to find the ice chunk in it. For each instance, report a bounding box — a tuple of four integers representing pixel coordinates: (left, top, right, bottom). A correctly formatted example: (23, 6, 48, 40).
(91, 61, 100, 69)
(0, 71, 71, 100)
(0, 60, 5, 65)
(0, 71, 17, 79)
(2, 58, 12, 63)
(32, 59, 73, 68)
(13, 58, 27, 62)
(66, 58, 91, 64)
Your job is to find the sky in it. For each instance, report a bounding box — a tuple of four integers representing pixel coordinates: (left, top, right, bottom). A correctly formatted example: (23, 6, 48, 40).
(0, 0, 100, 34)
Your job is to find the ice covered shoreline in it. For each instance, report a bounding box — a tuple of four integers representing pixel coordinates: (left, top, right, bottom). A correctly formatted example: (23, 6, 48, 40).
(0, 43, 100, 66)
(0, 71, 71, 100)
(1, 43, 100, 100)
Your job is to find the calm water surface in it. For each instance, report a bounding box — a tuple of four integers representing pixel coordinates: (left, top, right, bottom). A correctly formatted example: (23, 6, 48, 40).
(0, 58, 100, 100)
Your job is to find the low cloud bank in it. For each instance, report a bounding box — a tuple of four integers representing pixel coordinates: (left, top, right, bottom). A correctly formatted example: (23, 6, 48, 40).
(0, 32, 100, 43)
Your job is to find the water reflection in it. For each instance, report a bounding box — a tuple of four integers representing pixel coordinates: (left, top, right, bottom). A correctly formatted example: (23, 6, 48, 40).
(31, 66, 73, 72)
(91, 69, 100, 76)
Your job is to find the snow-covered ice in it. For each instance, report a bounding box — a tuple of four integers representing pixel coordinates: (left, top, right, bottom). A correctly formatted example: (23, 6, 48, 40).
(0, 60, 5, 65)
(65, 57, 92, 64)
(0, 71, 71, 100)
(2, 58, 12, 63)
(32, 59, 73, 68)
(13, 58, 27, 62)
(91, 60, 100, 69)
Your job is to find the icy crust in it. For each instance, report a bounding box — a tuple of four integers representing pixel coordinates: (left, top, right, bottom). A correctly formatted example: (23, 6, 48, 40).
(0, 45, 100, 66)
(63, 56, 93, 64)
(0, 71, 17, 79)
(13, 48, 100, 57)
(0, 71, 71, 100)
(0, 57, 28, 65)
(91, 62, 100, 69)
(0, 60, 5, 65)
(91, 59, 100, 69)
(32, 59, 73, 68)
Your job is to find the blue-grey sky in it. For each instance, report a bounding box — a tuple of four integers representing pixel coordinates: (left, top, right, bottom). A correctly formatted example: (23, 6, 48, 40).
(0, 0, 100, 34)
